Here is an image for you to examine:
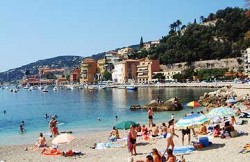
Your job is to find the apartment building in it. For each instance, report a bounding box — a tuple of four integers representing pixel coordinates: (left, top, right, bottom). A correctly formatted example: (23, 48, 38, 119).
(112, 59, 139, 84)
(137, 58, 160, 83)
(80, 58, 97, 84)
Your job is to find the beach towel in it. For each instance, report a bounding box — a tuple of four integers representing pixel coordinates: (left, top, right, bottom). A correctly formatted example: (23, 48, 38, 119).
(95, 142, 125, 150)
(161, 146, 195, 155)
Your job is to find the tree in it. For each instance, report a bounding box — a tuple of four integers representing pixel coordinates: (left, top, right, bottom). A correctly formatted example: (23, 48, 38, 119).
(194, 18, 197, 24)
(152, 73, 165, 81)
(25, 69, 30, 75)
(103, 71, 112, 81)
(200, 16, 204, 23)
(139, 37, 144, 49)
(176, 20, 182, 31)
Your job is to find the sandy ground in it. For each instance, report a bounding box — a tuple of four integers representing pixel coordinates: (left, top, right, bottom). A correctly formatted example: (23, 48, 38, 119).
(1, 85, 250, 162)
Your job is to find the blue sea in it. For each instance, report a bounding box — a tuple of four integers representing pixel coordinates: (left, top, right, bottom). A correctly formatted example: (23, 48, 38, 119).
(0, 86, 215, 145)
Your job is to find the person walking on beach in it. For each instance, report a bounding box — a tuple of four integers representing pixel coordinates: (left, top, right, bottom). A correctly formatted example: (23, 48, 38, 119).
(163, 119, 179, 155)
(128, 125, 137, 155)
(147, 107, 154, 127)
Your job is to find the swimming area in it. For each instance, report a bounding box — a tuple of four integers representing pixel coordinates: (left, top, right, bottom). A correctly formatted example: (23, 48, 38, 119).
(0, 86, 215, 145)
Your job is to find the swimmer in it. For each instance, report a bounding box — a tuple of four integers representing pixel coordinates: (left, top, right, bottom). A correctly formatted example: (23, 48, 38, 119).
(115, 115, 118, 120)
(3, 110, 6, 114)
(98, 117, 101, 121)
(20, 121, 25, 126)
(20, 124, 26, 133)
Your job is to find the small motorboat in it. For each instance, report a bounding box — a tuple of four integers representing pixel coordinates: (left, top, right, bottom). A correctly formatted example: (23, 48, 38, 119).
(126, 86, 138, 91)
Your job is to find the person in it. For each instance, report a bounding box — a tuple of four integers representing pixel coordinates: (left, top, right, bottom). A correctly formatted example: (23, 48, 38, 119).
(234, 108, 241, 116)
(213, 124, 221, 137)
(230, 116, 236, 125)
(166, 149, 176, 162)
(171, 113, 174, 120)
(200, 111, 204, 115)
(3, 110, 6, 114)
(49, 116, 57, 137)
(151, 148, 162, 162)
(109, 126, 120, 141)
(151, 123, 159, 137)
(181, 127, 191, 146)
(163, 119, 179, 155)
(136, 155, 154, 162)
(35, 133, 47, 148)
(45, 113, 49, 118)
(223, 121, 234, 137)
(128, 125, 137, 155)
(19, 124, 26, 133)
(98, 117, 101, 121)
(115, 115, 118, 121)
(161, 122, 168, 138)
(157, 96, 161, 103)
(195, 124, 208, 135)
(147, 107, 154, 127)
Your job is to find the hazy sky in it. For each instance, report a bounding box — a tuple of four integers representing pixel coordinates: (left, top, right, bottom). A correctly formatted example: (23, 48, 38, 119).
(0, 0, 245, 72)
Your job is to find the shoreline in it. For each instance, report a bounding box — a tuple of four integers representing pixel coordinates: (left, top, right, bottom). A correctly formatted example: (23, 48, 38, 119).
(1, 85, 250, 162)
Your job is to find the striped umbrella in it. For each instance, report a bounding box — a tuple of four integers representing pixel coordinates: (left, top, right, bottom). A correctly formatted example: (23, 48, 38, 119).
(186, 101, 200, 108)
(175, 114, 209, 129)
(206, 107, 235, 118)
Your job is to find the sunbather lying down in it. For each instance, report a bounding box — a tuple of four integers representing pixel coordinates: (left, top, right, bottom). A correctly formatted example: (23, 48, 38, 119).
(41, 147, 82, 156)
(41, 147, 62, 156)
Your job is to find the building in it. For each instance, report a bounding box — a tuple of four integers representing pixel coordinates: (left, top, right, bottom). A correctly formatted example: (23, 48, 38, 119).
(117, 47, 134, 59)
(80, 58, 97, 84)
(142, 40, 160, 51)
(112, 59, 139, 84)
(70, 67, 81, 83)
(153, 70, 182, 82)
(243, 47, 250, 75)
(137, 58, 160, 83)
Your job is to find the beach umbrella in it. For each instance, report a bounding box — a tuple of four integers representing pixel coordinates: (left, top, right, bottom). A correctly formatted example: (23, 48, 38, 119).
(175, 114, 209, 129)
(115, 120, 137, 130)
(206, 107, 235, 118)
(52, 133, 76, 145)
(226, 98, 237, 103)
(186, 101, 200, 108)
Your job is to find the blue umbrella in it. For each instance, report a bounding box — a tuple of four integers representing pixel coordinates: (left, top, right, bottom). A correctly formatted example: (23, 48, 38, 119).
(175, 114, 209, 129)
(206, 107, 235, 118)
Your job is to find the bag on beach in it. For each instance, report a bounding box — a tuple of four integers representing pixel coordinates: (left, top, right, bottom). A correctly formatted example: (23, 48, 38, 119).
(161, 155, 166, 162)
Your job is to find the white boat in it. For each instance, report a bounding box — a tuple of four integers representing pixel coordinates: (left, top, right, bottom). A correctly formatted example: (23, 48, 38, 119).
(53, 86, 58, 91)
(43, 88, 49, 92)
(126, 86, 138, 91)
(98, 85, 107, 89)
(117, 86, 126, 89)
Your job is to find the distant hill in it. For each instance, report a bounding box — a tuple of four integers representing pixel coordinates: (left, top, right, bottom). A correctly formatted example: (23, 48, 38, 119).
(0, 44, 139, 83)
(0, 56, 83, 82)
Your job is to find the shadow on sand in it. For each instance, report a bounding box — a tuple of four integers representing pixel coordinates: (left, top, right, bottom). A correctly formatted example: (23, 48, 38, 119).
(196, 143, 225, 151)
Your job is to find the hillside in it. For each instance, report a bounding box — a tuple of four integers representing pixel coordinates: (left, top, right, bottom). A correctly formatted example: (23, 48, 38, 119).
(0, 56, 83, 82)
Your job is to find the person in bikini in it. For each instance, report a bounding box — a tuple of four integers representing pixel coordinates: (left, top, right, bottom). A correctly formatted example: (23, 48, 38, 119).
(163, 119, 178, 155)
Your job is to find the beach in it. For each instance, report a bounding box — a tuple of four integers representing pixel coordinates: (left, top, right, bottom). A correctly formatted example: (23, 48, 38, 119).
(1, 85, 250, 162)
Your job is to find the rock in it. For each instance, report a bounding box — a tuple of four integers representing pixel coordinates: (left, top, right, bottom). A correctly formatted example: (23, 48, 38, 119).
(130, 105, 142, 110)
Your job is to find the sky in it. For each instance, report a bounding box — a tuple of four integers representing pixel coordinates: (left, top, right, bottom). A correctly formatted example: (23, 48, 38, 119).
(0, 0, 246, 72)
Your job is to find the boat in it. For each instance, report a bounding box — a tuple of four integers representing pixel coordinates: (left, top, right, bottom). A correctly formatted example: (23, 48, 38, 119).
(98, 85, 107, 89)
(43, 88, 49, 92)
(117, 86, 126, 89)
(126, 86, 138, 91)
(53, 86, 58, 91)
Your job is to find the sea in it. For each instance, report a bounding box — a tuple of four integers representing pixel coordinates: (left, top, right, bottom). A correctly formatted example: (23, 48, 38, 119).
(0, 86, 215, 145)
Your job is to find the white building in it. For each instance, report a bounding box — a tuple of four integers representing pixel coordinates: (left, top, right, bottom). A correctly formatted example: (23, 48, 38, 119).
(243, 47, 250, 74)
(153, 70, 182, 82)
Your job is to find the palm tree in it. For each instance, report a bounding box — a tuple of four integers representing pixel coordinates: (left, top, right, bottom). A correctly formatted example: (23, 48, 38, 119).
(176, 20, 182, 31)
(200, 16, 204, 23)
